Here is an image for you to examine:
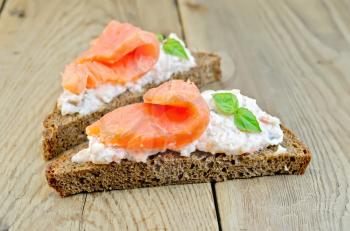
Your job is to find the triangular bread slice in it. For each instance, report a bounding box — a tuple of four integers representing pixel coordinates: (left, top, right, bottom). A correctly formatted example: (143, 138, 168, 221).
(42, 52, 221, 160)
(46, 125, 311, 197)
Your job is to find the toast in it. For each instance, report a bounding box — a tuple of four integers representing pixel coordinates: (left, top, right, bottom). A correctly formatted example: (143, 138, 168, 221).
(42, 52, 221, 160)
(46, 125, 311, 197)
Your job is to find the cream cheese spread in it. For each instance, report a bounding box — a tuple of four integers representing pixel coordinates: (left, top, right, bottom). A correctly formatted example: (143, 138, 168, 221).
(71, 136, 160, 164)
(58, 33, 196, 116)
(274, 144, 287, 155)
(72, 89, 284, 164)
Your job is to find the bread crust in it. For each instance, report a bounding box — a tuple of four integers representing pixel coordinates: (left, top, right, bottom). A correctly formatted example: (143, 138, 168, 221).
(46, 125, 311, 197)
(42, 52, 221, 160)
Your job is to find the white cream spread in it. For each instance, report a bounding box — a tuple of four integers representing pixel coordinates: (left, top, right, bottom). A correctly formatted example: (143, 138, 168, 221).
(71, 136, 160, 164)
(58, 33, 196, 116)
(72, 89, 284, 164)
(179, 90, 284, 156)
(274, 144, 287, 155)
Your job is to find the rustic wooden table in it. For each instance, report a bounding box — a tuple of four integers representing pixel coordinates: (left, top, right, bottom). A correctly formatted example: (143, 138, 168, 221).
(0, 0, 349, 230)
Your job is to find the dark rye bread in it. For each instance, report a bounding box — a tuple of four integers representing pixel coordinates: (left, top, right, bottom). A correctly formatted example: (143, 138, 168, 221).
(46, 125, 311, 197)
(42, 52, 221, 161)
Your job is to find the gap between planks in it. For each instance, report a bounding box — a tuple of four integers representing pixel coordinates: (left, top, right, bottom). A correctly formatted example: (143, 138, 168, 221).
(174, 0, 222, 229)
(174, 0, 187, 43)
(0, 0, 8, 16)
(211, 182, 223, 231)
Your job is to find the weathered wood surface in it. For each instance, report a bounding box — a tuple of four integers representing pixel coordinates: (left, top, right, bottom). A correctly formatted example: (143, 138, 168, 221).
(179, 0, 350, 230)
(0, 0, 349, 230)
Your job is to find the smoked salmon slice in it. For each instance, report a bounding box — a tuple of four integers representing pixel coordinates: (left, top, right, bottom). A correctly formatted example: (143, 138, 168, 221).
(62, 21, 160, 94)
(86, 80, 210, 152)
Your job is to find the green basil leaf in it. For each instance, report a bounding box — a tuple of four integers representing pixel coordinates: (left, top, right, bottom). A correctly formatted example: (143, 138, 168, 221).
(234, 107, 262, 133)
(163, 38, 189, 60)
(212, 93, 238, 115)
(156, 33, 165, 42)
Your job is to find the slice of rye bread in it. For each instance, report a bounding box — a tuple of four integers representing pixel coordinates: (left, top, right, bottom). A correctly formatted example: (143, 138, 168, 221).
(42, 52, 221, 161)
(46, 125, 311, 197)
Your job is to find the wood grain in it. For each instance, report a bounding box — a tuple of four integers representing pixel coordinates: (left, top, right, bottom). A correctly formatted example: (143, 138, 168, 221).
(80, 184, 217, 230)
(0, 0, 218, 230)
(179, 0, 350, 230)
(1, 0, 349, 230)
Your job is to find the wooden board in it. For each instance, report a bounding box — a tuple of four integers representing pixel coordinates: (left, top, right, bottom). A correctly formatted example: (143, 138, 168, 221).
(178, 0, 350, 230)
(1, 0, 349, 230)
(0, 0, 218, 230)
(79, 184, 217, 230)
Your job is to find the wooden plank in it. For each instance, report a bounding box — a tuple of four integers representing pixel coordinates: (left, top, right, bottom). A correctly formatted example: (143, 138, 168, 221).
(0, 0, 218, 230)
(80, 184, 217, 230)
(178, 0, 350, 230)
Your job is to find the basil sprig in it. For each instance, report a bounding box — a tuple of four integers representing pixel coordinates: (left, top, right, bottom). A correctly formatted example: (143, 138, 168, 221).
(157, 33, 189, 60)
(213, 93, 262, 133)
(163, 38, 189, 60)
